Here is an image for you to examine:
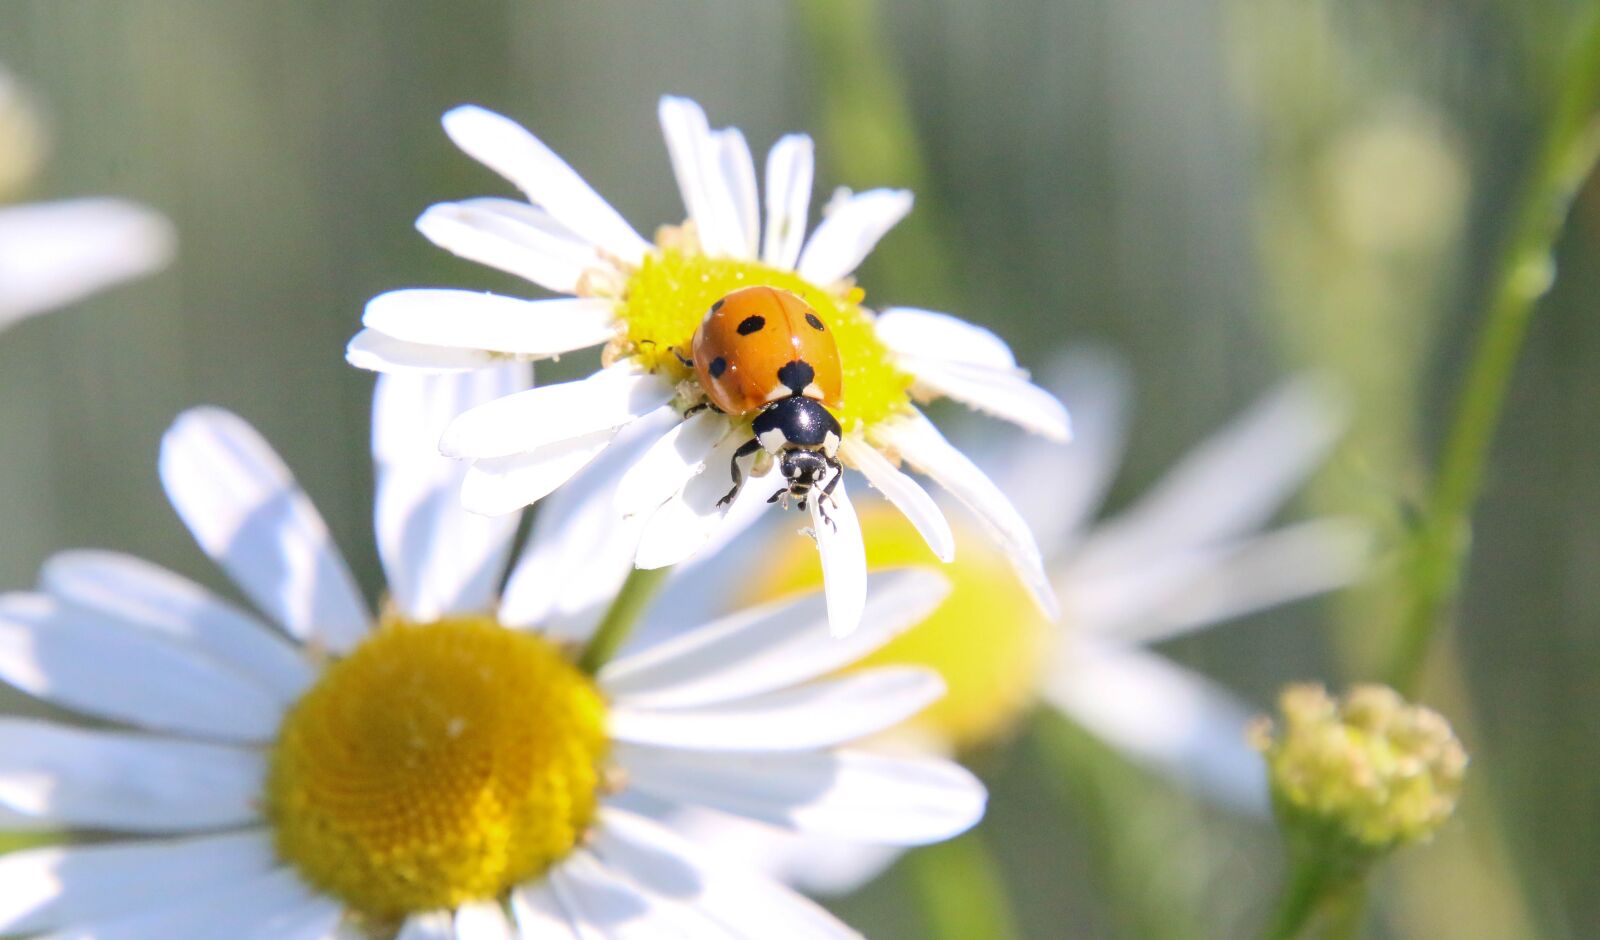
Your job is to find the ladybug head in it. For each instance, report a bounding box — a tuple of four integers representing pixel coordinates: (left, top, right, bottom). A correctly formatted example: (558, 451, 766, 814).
(779, 449, 831, 491)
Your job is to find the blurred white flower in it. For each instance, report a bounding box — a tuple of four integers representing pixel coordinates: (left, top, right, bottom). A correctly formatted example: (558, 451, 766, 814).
(350, 95, 1069, 637)
(665, 352, 1367, 895)
(0, 367, 984, 938)
(0, 68, 174, 332)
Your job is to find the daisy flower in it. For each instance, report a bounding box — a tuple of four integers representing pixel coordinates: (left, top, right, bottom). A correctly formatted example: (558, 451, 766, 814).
(0, 366, 985, 939)
(668, 354, 1368, 895)
(0, 67, 174, 332)
(348, 95, 1070, 636)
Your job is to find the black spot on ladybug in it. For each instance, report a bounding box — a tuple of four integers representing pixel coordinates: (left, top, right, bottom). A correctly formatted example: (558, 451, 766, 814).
(777, 359, 815, 394)
(805, 312, 825, 331)
(736, 315, 766, 335)
(709, 356, 728, 378)
(710, 298, 724, 313)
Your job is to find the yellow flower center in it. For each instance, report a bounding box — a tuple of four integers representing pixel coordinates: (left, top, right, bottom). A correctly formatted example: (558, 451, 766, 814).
(266, 617, 608, 920)
(612, 239, 913, 432)
(751, 506, 1051, 752)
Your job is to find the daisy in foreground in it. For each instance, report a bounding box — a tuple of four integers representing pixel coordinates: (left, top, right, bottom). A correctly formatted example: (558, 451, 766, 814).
(670, 355, 1369, 894)
(0, 67, 174, 331)
(348, 95, 1070, 636)
(0, 367, 984, 939)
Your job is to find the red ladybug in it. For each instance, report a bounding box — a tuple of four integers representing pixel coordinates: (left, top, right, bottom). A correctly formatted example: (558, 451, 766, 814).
(681, 285, 845, 516)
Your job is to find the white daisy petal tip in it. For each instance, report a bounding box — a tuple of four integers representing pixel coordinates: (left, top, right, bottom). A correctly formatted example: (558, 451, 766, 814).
(839, 437, 956, 563)
(346, 328, 488, 375)
(811, 479, 867, 638)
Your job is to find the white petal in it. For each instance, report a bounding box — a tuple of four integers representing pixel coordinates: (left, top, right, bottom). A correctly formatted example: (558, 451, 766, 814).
(39, 550, 312, 703)
(1125, 519, 1367, 643)
(761, 134, 814, 271)
(632, 427, 746, 570)
(460, 431, 616, 517)
(454, 901, 517, 940)
(609, 667, 943, 751)
(442, 105, 651, 264)
(994, 350, 1132, 551)
(904, 358, 1072, 442)
(719, 129, 760, 260)
(498, 408, 677, 641)
(160, 408, 370, 652)
(1040, 643, 1269, 814)
(441, 364, 673, 460)
(0, 198, 174, 329)
(1071, 519, 1368, 646)
(37, 867, 341, 940)
(877, 409, 1058, 618)
(556, 850, 703, 940)
(593, 809, 859, 939)
(374, 365, 531, 620)
(838, 437, 954, 562)
(600, 568, 950, 708)
(0, 593, 284, 741)
(509, 883, 582, 940)
(657, 97, 750, 260)
(0, 719, 264, 832)
(659, 807, 899, 900)
(346, 328, 501, 374)
(613, 411, 729, 520)
(618, 745, 985, 845)
(812, 477, 867, 638)
(795, 189, 912, 285)
(417, 197, 602, 294)
(873, 307, 1017, 371)
(876, 309, 1071, 440)
(1072, 377, 1343, 578)
(0, 830, 275, 934)
(364, 290, 616, 358)
(398, 912, 455, 940)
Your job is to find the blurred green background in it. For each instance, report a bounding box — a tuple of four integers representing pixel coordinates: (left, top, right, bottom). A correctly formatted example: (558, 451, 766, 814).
(1, 1, 1596, 938)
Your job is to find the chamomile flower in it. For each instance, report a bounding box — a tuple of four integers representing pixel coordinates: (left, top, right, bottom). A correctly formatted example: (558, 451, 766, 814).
(0, 367, 984, 939)
(0, 67, 174, 331)
(348, 96, 1069, 637)
(668, 354, 1368, 895)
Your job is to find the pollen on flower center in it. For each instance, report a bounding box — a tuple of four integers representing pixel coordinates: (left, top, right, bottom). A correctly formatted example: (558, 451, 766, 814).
(612, 240, 913, 432)
(266, 617, 608, 920)
(751, 507, 1050, 751)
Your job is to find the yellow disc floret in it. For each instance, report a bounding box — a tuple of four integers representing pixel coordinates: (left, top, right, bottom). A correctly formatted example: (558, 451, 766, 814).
(751, 506, 1051, 752)
(614, 241, 913, 432)
(267, 617, 608, 920)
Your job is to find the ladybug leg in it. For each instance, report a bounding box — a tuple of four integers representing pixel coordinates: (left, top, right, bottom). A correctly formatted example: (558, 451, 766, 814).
(718, 438, 762, 508)
(815, 463, 843, 532)
(682, 401, 725, 418)
(673, 348, 694, 368)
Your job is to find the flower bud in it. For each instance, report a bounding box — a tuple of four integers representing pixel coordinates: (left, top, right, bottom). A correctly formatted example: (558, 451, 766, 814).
(1251, 683, 1467, 855)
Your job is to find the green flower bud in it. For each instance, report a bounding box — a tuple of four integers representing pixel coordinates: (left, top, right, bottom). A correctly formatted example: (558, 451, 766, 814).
(1251, 683, 1467, 856)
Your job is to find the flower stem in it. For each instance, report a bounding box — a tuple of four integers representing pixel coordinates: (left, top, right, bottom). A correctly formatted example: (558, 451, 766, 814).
(1387, 10, 1600, 694)
(904, 831, 1023, 940)
(1264, 848, 1366, 940)
(577, 566, 671, 674)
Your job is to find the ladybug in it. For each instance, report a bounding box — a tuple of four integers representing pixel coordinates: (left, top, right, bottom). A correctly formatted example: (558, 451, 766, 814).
(679, 285, 845, 518)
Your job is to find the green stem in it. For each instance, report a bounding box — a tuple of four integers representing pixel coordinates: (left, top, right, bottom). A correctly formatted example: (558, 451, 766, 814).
(1387, 11, 1600, 694)
(1264, 845, 1367, 940)
(576, 566, 671, 674)
(904, 831, 1023, 940)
